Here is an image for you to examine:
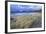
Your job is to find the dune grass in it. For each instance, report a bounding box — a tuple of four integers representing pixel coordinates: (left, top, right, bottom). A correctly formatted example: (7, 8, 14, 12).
(10, 13, 42, 29)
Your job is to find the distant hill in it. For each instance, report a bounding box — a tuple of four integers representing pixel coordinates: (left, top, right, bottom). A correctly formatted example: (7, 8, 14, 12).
(11, 9, 42, 13)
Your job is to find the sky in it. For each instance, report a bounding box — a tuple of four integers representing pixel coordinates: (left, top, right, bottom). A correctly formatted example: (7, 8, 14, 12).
(10, 4, 42, 13)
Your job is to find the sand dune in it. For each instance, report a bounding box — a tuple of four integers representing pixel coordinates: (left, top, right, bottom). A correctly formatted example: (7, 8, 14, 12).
(10, 13, 42, 29)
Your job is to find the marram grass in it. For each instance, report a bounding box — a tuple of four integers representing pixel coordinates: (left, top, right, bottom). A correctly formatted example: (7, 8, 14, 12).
(10, 13, 41, 29)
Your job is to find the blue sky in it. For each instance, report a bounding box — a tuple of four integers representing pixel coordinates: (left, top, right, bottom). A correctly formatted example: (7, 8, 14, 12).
(10, 4, 42, 13)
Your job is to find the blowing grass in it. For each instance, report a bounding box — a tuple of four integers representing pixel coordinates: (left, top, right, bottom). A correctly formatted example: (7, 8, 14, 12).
(10, 13, 42, 29)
